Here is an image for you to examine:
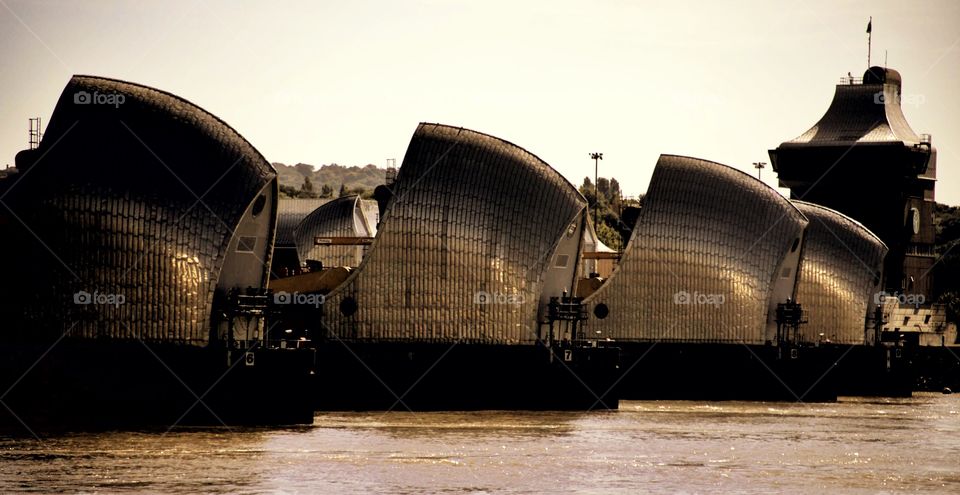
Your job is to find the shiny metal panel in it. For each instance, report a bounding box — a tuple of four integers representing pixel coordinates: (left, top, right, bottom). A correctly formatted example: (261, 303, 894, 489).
(792, 201, 887, 344)
(4, 75, 276, 345)
(584, 155, 808, 344)
(321, 123, 586, 343)
(294, 195, 366, 268)
(276, 198, 331, 247)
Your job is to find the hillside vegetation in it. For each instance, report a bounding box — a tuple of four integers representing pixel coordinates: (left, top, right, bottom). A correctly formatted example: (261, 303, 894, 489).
(934, 203, 960, 319)
(274, 162, 386, 199)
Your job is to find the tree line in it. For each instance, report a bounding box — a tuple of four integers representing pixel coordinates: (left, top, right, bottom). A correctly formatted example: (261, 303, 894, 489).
(279, 175, 375, 199)
(579, 176, 643, 252)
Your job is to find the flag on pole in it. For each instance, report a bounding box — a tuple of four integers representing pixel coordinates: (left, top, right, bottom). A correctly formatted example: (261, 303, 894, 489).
(867, 18, 872, 33)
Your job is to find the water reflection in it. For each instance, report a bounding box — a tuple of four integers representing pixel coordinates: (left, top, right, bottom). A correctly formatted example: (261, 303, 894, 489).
(313, 410, 586, 439)
(1, 395, 958, 494)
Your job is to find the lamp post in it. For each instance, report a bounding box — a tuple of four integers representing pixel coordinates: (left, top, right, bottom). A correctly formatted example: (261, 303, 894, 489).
(753, 161, 767, 180)
(590, 152, 603, 229)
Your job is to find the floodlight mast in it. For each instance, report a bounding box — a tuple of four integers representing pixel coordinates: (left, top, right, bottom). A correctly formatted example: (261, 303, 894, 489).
(590, 152, 603, 231)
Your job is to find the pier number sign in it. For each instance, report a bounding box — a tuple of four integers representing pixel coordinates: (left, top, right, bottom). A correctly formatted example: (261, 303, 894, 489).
(244, 352, 255, 367)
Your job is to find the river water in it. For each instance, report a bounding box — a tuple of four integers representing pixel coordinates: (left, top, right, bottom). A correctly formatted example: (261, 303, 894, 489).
(1, 394, 957, 494)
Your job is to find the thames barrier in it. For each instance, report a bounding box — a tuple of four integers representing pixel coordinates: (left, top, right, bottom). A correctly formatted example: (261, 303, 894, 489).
(1, 67, 957, 433)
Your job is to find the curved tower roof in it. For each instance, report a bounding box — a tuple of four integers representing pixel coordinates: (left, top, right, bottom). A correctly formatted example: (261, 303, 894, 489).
(3, 75, 276, 344)
(584, 155, 808, 344)
(782, 67, 922, 146)
(792, 201, 887, 344)
(320, 123, 586, 343)
(769, 66, 936, 299)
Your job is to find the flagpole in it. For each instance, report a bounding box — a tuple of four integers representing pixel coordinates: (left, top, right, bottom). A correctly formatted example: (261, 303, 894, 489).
(867, 16, 872, 67)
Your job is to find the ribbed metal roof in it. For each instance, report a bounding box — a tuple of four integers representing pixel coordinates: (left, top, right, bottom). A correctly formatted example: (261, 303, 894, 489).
(782, 67, 922, 146)
(277, 198, 331, 246)
(320, 123, 587, 343)
(3, 75, 276, 344)
(792, 201, 887, 344)
(583, 155, 808, 344)
(293, 195, 366, 267)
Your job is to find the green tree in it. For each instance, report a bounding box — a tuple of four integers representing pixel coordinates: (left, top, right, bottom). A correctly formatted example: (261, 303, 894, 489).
(610, 178, 621, 204)
(934, 203, 960, 305)
(279, 184, 300, 198)
(294, 163, 314, 177)
(319, 184, 334, 198)
(597, 177, 610, 200)
(300, 175, 318, 198)
(579, 176, 630, 251)
(596, 219, 622, 251)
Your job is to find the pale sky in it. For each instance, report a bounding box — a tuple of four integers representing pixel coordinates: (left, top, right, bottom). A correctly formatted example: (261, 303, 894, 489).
(2, 0, 958, 204)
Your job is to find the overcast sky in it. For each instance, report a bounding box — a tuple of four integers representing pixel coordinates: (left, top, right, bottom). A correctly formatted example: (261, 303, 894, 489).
(2, 0, 958, 204)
